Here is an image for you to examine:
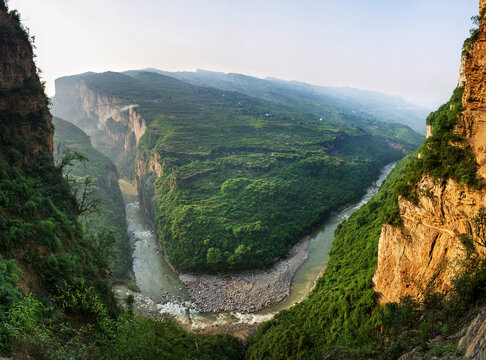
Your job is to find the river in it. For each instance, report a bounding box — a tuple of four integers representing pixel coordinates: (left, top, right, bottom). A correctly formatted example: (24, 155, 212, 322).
(117, 162, 396, 328)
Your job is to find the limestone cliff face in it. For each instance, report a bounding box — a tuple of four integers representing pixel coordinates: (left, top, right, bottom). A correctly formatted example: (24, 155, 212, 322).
(52, 77, 146, 160)
(0, 8, 53, 160)
(374, 176, 486, 303)
(374, 1, 486, 303)
(135, 152, 164, 222)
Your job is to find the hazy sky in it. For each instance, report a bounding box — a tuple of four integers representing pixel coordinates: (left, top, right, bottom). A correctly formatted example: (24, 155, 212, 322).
(8, 0, 477, 108)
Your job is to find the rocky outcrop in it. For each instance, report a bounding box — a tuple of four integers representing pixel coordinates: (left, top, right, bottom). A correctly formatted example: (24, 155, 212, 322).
(0, 11, 35, 91)
(0, 9, 53, 160)
(374, 176, 486, 303)
(52, 77, 146, 161)
(458, 307, 486, 359)
(374, 1, 486, 303)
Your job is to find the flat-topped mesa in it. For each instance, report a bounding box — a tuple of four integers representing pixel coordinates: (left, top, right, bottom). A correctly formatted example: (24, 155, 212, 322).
(373, 1, 486, 304)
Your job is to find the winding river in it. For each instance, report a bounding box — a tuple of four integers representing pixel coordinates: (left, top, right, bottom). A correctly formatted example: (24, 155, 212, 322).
(117, 162, 396, 328)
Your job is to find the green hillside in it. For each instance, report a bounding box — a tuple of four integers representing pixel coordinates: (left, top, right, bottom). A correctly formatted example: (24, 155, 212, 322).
(245, 153, 410, 359)
(53, 70, 423, 273)
(52, 117, 132, 280)
(245, 85, 486, 359)
(132, 68, 429, 134)
(0, 3, 241, 358)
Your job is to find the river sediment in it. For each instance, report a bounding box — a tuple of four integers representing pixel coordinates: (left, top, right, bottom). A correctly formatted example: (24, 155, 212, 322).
(179, 236, 311, 313)
(119, 162, 397, 330)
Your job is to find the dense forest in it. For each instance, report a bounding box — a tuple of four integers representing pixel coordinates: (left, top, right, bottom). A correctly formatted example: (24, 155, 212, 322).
(52, 70, 423, 273)
(0, 3, 241, 358)
(245, 41, 486, 357)
(52, 117, 132, 280)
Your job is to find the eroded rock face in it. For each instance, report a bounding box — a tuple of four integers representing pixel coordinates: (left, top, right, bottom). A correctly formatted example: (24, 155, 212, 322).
(458, 307, 486, 359)
(52, 78, 146, 160)
(0, 9, 53, 159)
(0, 11, 35, 91)
(374, 1, 486, 303)
(374, 176, 486, 303)
(456, 9, 486, 179)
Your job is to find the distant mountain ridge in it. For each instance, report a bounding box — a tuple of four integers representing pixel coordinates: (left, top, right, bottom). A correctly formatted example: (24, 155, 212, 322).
(130, 68, 429, 134)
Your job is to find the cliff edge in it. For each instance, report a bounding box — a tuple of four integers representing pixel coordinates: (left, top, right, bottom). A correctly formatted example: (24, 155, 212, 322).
(373, 1, 486, 303)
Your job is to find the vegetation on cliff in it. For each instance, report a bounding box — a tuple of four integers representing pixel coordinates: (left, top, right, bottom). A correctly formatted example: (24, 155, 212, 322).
(247, 14, 486, 358)
(245, 150, 486, 359)
(395, 87, 482, 203)
(245, 152, 412, 359)
(52, 117, 132, 280)
(0, 3, 241, 358)
(55, 71, 423, 273)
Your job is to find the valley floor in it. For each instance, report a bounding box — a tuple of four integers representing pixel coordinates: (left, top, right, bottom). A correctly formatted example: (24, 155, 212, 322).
(179, 235, 311, 313)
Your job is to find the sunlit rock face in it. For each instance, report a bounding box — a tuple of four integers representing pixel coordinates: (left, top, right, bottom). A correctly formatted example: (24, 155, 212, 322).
(374, 0, 486, 303)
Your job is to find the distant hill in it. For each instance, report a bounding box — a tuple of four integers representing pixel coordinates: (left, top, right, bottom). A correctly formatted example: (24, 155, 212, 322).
(129, 68, 429, 134)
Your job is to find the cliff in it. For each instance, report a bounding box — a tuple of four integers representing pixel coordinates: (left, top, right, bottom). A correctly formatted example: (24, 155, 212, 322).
(373, 1, 486, 303)
(0, 7, 53, 161)
(51, 74, 146, 164)
(52, 117, 132, 279)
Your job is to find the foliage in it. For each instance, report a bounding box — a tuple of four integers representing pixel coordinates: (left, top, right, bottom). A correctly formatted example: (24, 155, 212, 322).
(395, 87, 482, 203)
(82, 72, 420, 273)
(147, 130, 409, 272)
(245, 154, 412, 359)
(0, 6, 242, 359)
(6, 288, 241, 360)
(52, 68, 422, 274)
(472, 207, 486, 248)
(246, 147, 486, 359)
(53, 117, 132, 280)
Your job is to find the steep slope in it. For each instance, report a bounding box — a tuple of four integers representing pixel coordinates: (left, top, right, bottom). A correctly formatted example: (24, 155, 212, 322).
(0, 3, 241, 359)
(247, 4, 486, 359)
(133, 68, 429, 134)
(245, 154, 413, 359)
(0, 1, 114, 353)
(51, 70, 422, 273)
(373, 4, 486, 304)
(52, 117, 132, 280)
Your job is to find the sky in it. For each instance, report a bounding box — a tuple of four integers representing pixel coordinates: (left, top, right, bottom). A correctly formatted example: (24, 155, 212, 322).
(8, 0, 478, 108)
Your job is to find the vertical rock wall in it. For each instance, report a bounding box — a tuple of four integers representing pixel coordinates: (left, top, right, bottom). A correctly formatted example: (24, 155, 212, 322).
(374, 1, 486, 303)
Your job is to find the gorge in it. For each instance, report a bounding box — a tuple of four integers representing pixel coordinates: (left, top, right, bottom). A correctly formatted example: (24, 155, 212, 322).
(2, 0, 486, 359)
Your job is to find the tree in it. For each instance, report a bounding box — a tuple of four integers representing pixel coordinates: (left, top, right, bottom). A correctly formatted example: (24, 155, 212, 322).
(207, 247, 222, 266)
(55, 143, 103, 217)
(472, 207, 486, 248)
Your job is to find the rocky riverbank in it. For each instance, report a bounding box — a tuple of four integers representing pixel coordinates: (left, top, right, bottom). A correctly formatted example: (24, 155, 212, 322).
(179, 236, 311, 313)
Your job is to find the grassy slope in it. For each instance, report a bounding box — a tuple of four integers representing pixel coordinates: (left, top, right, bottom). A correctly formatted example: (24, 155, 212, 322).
(52, 117, 132, 280)
(131, 69, 429, 134)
